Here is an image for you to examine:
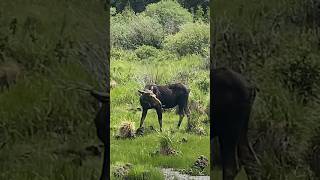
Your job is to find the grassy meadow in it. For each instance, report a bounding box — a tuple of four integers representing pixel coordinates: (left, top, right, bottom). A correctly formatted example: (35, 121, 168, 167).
(0, 0, 107, 180)
(110, 1, 210, 179)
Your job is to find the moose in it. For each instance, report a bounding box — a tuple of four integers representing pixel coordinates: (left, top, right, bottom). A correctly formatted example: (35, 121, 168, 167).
(90, 90, 109, 180)
(138, 83, 190, 131)
(212, 67, 260, 180)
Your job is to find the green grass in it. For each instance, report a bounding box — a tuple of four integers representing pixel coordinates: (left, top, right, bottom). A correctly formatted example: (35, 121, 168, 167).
(0, 135, 101, 180)
(0, 64, 104, 180)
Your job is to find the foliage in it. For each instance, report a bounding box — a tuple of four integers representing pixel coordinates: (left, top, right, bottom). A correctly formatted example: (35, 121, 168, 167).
(163, 22, 209, 56)
(158, 132, 176, 155)
(111, 48, 139, 61)
(193, 5, 209, 23)
(111, 10, 164, 49)
(145, 0, 193, 34)
(111, 0, 209, 14)
(111, 0, 160, 13)
(274, 50, 320, 103)
(134, 45, 177, 61)
(134, 45, 160, 60)
(177, 0, 209, 11)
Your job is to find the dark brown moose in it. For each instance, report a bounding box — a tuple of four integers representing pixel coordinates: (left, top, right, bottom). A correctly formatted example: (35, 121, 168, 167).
(90, 90, 109, 180)
(138, 83, 190, 131)
(212, 67, 260, 180)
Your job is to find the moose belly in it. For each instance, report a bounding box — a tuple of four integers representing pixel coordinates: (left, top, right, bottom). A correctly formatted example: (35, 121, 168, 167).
(162, 103, 176, 109)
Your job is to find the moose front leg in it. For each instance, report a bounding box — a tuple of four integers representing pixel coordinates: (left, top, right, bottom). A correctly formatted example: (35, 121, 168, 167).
(156, 107, 163, 132)
(139, 108, 148, 128)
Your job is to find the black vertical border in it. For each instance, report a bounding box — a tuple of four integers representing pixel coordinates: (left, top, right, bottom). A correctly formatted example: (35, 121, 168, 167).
(209, 0, 215, 179)
(105, 0, 111, 179)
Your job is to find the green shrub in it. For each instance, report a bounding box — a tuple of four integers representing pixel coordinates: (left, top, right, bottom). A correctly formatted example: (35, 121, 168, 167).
(163, 22, 209, 56)
(145, 0, 193, 34)
(110, 7, 117, 16)
(192, 5, 209, 23)
(134, 45, 159, 60)
(134, 45, 177, 61)
(111, 48, 139, 61)
(195, 73, 209, 93)
(153, 50, 177, 61)
(158, 132, 178, 155)
(111, 10, 164, 49)
(177, 0, 209, 11)
(111, 0, 161, 13)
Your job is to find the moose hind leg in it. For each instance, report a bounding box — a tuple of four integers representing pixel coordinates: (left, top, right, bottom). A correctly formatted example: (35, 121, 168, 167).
(219, 135, 239, 180)
(238, 134, 261, 180)
(176, 104, 186, 128)
(156, 107, 163, 132)
(177, 114, 184, 129)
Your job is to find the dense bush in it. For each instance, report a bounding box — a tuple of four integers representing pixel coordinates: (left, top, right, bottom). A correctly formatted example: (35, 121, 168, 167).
(134, 45, 177, 61)
(110, 7, 117, 16)
(192, 6, 209, 23)
(111, 48, 139, 61)
(111, 0, 160, 13)
(111, 10, 164, 49)
(145, 0, 193, 34)
(134, 45, 160, 60)
(111, 0, 209, 14)
(177, 0, 209, 11)
(163, 22, 209, 56)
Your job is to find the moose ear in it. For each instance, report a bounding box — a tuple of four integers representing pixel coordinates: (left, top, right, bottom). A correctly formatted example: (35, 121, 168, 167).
(90, 90, 109, 103)
(150, 85, 158, 94)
